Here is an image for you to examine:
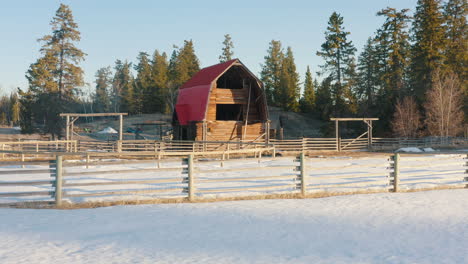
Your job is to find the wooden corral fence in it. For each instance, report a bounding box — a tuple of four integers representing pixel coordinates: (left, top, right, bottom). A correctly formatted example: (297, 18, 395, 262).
(0, 137, 467, 156)
(0, 140, 78, 159)
(116, 140, 273, 153)
(372, 137, 468, 150)
(0, 151, 466, 207)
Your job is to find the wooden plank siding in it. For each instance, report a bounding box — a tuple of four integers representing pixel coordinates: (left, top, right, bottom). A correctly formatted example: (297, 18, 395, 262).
(195, 121, 265, 141)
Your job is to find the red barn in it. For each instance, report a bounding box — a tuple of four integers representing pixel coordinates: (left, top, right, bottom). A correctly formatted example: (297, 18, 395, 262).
(172, 59, 270, 142)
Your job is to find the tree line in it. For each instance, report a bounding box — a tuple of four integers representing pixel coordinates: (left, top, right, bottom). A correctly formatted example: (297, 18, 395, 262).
(260, 0, 466, 137)
(7, 0, 467, 138)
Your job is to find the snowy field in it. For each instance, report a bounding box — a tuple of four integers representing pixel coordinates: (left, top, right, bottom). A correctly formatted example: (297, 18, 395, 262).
(0, 189, 467, 264)
(0, 153, 466, 204)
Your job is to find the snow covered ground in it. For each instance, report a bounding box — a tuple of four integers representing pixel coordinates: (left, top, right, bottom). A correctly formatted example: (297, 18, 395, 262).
(0, 189, 466, 264)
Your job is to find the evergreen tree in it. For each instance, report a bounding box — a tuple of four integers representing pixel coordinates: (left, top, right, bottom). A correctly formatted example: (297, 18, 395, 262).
(10, 92, 20, 125)
(375, 7, 412, 130)
(111, 60, 123, 112)
(17, 88, 35, 133)
(377, 7, 411, 97)
(219, 34, 234, 62)
(134, 52, 153, 114)
(168, 49, 178, 83)
(113, 60, 134, 113)
(342, 57, 359, 115)
(166, 49, 179, 112)
(94, 67, 112, 113)
(443, 0, 468, 120)
(151, 50, 169, 113)
(260, 40, 283, 105)
(300, 66, 315, 113)
(409, 0, 446, 102)
(357, 38, 379, 113)
(443, 0, 467, 116)
(164, 42, 199, 112)
(278, 47, 300, 111)
(23, 4, 85, 138)
(316, 12, 357, 117)
(315, 77, 333, 120)
(174, 40, 200, 87)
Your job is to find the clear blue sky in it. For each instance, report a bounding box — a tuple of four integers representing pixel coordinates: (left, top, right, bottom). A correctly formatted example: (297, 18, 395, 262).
(0, 0, 417, 95)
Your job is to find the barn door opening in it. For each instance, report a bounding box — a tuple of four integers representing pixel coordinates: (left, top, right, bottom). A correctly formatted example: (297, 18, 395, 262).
(216, 104, 244, 121)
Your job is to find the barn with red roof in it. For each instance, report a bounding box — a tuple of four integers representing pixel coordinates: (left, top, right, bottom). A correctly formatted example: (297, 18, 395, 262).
(173, 59, 270, 142)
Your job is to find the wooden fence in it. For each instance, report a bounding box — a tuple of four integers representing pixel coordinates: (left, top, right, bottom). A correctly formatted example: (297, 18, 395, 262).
(0, 137, 467, 156)
(0, 151, 466, 207)
(372, 137, 468, 150)
(0, 140, 77, 152)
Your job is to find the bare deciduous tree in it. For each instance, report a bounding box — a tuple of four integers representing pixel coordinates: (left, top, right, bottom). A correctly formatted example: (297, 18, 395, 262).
(424, 69, 464, 137)
(392, 96, 421, 138)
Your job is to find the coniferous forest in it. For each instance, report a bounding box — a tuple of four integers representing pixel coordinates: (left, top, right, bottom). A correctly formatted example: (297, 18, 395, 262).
(0, 1, 466, 138)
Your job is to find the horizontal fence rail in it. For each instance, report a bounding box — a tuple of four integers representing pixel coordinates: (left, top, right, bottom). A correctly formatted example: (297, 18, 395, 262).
(0, 151, 466, 207)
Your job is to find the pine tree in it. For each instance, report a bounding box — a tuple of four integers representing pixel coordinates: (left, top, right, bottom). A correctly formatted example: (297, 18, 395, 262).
(409, 0, 446, 102)
(316, 12, 357, 117)
(300, 66, 315, 113)
(151, 50, 169, 113)
(278, 47, 300, 111)
(111, 60, 123, 112)
(219, 34, 234, 62)
(174, 40, 200, 87)
(23, 4, 85, 138)
(164, 42, 200, 112)
(443, 0, 467, 81)
(315, 77, 333, 120)
(17, 88, 35, 133)
(40, 4, 85, 97)
(10, 92, 20, 125)
(374, 7, 412, 130)
(113, 60, 134, 113)
(166, 49, 179, 112)
(94, 67, 112, 113)
(377, 7, 411, 97)
(260, 40, 283, 106)
(134, 52, 153, 114)
(342, 57, 359, 115)
(357, 38, 379, 113)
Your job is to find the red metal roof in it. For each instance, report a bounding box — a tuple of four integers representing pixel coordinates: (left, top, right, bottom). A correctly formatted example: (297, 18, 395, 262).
(175, 59, 239, 125)
(180, 59, 237, 89)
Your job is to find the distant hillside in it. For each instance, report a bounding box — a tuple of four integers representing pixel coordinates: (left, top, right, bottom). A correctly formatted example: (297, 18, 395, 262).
(268, 107, 324, 139)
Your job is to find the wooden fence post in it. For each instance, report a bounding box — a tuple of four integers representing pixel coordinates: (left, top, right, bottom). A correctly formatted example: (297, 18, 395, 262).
(294, 152, 307, 196)
(182, 154, 195, 201)
(55, 155, 63, 206)
(86, 153, 90, 169)
(117, 140, 122, 153)
(21, 153, 25, 169)
(388, 152, 400, 192)
(157, 153, 161, 168)
(464, 154, 468, 188)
